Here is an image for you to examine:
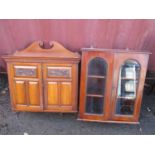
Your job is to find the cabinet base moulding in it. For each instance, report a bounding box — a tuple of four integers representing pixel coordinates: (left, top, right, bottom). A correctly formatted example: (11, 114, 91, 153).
(77, 118, 140, 124)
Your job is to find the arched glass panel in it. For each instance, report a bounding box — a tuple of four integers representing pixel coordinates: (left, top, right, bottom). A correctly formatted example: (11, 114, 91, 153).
(115, 60, 140, 115)
(85, 57, 107, 114)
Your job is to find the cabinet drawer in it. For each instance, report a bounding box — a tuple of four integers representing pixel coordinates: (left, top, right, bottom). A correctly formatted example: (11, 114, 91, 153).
(47, 67, 71, 78)
(14, 66, 38, 78)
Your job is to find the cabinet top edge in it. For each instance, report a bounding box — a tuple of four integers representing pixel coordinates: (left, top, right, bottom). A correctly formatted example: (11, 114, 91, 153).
(2, 55, 81, 59)
(81, 48, 151, 54)
(2, 56, 81, 63)
(2, 41, 81, 59)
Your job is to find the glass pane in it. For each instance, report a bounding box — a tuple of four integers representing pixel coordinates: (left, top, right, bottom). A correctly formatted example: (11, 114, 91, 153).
(86, 97, 103, 114)
(116, 60, 140, 115)
(88, 57, 107, 76)
(121, 60, 140, 79)
(85, 57, 107, 115)
(116, 98, 135, 115)
(87, 78, 106, 95)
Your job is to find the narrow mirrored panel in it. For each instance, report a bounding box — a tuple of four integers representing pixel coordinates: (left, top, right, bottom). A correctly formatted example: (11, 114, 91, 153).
(116, 60, 140, 115)
(85, 57, 107, 114)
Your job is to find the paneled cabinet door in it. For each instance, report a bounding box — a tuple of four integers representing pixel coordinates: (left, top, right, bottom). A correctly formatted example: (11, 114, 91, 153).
(46, 81, 59, 106)
(60, 82, 72, 106)
(79, 51, 114, 121)
(111, 53, 149, 123)
(14, 80, 26, 105)
(44, 81, 72, 111)
(43, 63, 74, 112)
(9, 63, 43, 111)
(27, 81, 41, 106)
(13, 80, 43, 111)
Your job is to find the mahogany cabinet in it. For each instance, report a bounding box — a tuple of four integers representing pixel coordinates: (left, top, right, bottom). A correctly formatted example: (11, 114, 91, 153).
(3, 41, 80, 112)
(78, 49, 150, 124)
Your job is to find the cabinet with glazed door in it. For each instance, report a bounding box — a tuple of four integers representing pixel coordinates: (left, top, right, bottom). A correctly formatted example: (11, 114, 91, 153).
(79, 49, 150, 124)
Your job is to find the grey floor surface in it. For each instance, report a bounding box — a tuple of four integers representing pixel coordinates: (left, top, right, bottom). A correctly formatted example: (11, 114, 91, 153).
(0, 88, 155, 135)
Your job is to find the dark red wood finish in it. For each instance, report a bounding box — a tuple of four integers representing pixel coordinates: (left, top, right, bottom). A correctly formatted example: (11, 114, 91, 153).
(79, 51, 114, 121)
(78, 49, 150, 124)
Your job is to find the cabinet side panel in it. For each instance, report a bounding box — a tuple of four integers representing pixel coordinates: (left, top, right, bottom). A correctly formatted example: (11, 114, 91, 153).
(134, 54, 149, 121)
(47, 82, 58, 105)
(7, 63, 16, 109)
(28, 81, 40, 105)
(60, 82, 72, 105)
(71, 64, 78, 111)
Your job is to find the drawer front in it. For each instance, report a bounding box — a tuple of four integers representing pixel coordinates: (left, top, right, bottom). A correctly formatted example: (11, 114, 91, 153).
(47, 67, 71, 78)
(14, 66, 38, 77)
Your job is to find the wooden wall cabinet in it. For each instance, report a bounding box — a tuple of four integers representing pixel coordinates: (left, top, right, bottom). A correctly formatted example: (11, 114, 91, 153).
(3, 41, 80, 112)
(79, 49, 150, 124)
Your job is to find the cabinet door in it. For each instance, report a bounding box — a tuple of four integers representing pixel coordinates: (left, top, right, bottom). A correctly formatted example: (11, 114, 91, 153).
(44, 81, 73, 111)
(79, 51, 114, 121)
(43, 63, 74, 112)
(13, 80, 43, 111)
(27, 81, 41, 106)
(14, 80, 26, 105)
(111, 53, 149, 123)
(8, 63, 43, 111)
(60, 82, 72, 105)
(47, 81, 59, 105)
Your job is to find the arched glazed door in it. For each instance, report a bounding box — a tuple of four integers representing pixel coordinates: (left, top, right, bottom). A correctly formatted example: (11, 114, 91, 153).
(79, 51, 114, 121)
(115, 60, 140, 116)
(85, 57, 107, 114)
(111, 52, 149, 123)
